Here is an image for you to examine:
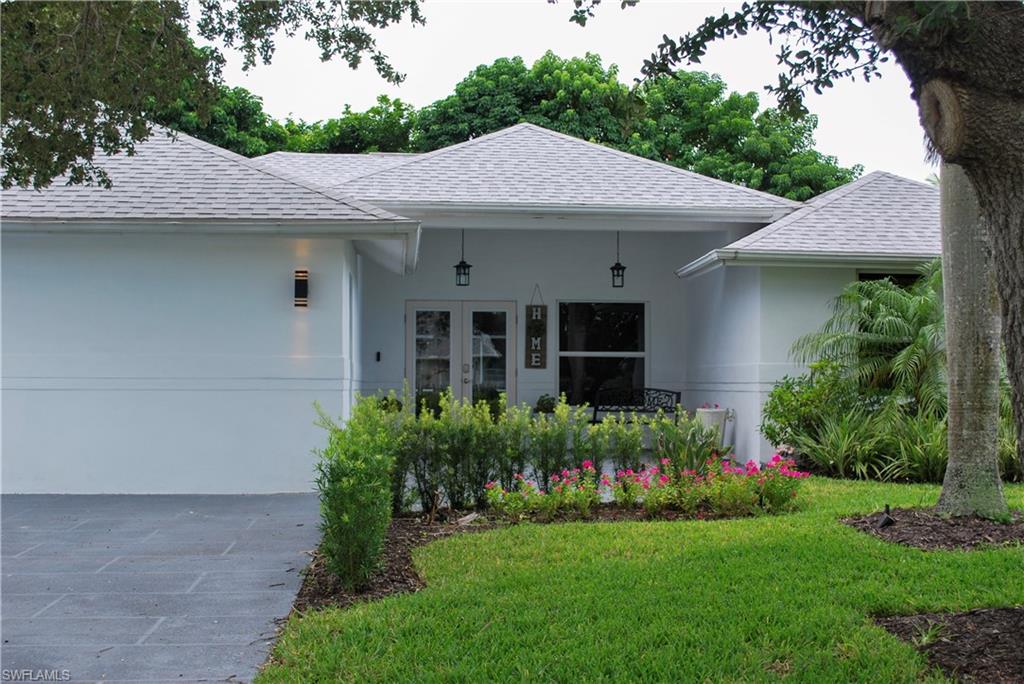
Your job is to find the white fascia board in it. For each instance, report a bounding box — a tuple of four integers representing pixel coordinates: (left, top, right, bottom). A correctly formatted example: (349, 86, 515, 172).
(676, 249, 939, 279)
(366, 201, 793, 225)
(0, 218, 419, 236)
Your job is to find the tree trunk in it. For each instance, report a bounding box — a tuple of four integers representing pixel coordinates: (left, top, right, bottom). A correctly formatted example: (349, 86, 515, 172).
(858, 1, 1024, 502)
(935, 163, 1007, 518)
(965, 162, 1024, 477)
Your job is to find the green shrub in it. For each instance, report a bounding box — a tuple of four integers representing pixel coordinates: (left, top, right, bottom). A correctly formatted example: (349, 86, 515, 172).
(790, 409, 883, 479)
(314, 399, 394, 590)
(534, 394, 558, 414)
(495, 401, 532, 491)
(876, 409, 948, 483)
(704, 472, 759, 517)
(528, 396, 588, 489)
(588, 412, 644, 471)
(649, 408, 722, 474)
(760, 361, 862, 448)
(433, 391, 501, 510)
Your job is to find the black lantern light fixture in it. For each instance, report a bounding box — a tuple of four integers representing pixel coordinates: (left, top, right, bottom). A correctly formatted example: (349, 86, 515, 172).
(454, 229, 472, 286)
(610, 231, 626, 288)
(294, 269, 309, 307)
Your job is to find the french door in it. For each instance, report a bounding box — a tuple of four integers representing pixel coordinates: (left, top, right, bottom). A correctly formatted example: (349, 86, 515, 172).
(405, 300, 517, 407)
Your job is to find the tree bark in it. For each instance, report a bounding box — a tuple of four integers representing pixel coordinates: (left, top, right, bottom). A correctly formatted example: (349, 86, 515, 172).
(935, 163, 1007, 518)
(964, 161, 1024, 478)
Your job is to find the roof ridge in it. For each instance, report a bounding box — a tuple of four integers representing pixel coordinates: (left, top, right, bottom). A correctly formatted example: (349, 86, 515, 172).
(255, 150, 419, 160)
(517, 123, 801, 209)
(170, 128, 408, 222)
(872, 170, 939, 191)
(728, 173, 890, 250)
(329, 124, 529, 187)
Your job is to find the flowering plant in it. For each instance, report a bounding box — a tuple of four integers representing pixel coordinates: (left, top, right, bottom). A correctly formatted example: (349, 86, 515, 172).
(484, 454, 810, 521)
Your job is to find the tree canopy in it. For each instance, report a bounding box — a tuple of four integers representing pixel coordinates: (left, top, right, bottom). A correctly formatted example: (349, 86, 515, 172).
(156, 51, 859, 200)
(0, 0, 424, 189)
(414, 53, 637, 151)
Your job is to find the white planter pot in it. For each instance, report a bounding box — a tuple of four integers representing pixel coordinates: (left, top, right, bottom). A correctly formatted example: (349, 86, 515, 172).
(696, 408, 729, 448)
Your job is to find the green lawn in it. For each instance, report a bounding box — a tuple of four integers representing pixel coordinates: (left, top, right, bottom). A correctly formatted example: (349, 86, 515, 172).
(260, 480, 1024, 683)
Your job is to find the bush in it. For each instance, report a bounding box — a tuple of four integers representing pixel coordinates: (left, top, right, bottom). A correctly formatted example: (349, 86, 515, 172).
(875, 409, 948, 483)
(760, 361, 862, 448)
(649, 408, 722, 474)
(534, 394, 558, 414)
(528, 398, 589, 490)
(790, 409, 883, 479)
(588, 412, 644, 471)
(314, 399, 394, 590)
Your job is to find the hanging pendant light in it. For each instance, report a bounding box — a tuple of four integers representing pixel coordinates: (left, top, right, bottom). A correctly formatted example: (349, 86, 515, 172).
(610, 231, 626, 288)
(454, 229, 472, 286)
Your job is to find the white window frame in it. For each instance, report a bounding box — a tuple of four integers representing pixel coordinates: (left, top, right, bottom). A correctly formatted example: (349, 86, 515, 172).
(555, 300, 650, 404)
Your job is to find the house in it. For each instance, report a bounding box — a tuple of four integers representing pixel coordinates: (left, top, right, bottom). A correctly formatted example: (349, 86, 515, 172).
(0, 123, 939, 493)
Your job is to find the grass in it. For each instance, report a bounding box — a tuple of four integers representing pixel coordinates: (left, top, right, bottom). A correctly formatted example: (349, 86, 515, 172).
(259, 480, 1024, 683)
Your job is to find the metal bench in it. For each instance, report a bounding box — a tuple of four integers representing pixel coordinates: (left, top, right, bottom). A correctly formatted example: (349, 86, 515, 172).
(591, 387, 681, 423)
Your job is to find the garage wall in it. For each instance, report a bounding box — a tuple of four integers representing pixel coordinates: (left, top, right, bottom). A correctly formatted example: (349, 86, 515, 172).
(2, 232, 358, 493)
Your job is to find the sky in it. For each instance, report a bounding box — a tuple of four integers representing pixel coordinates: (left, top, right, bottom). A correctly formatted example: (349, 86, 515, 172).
(195, 0, 935, 182)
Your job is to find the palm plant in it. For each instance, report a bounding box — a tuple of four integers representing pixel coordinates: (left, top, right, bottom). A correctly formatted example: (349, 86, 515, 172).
(792, 259, 946, 416)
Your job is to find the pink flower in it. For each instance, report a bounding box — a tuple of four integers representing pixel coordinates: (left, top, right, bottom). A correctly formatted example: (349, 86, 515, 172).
(582, 460, 594, 470)
(485, 481, 496, 490)
(659, 474, 669, 485)
(660, 457, 671, 466)
(625, 469, 634, 476)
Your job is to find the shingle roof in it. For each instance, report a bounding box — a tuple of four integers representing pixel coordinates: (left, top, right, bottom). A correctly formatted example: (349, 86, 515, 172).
(725, 171, 939, 254)
(1, 129, 407, 224)
(256, 123, 798, 214)
(675, 171, 940, 277)
(253, 151, 416, 187)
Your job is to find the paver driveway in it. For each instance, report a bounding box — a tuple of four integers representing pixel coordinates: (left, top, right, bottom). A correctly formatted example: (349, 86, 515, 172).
(1, 494, 319, 683)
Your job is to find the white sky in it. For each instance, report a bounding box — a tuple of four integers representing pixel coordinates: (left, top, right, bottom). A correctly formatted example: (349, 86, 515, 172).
(196, 0, 935, 181)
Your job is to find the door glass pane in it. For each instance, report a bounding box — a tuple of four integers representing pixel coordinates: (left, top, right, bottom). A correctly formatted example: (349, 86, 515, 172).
(559, 303, 644, 352)
(415, 310, 451, 410)
(471, 310, 507, 404)
(558, 357, 644, 406)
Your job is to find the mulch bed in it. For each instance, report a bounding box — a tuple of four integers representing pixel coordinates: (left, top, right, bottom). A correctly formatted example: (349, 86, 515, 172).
(844, 508, 1024, 551)
(293, 506, 729, 612)
(877, 607, 1024, 682)
(293, 514, 494, 612)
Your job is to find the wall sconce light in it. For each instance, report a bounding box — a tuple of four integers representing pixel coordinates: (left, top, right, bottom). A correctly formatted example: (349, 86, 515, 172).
(610, 231, 626, 288)
(294, 269, 309, 307)
(454, 229, 472, 287)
